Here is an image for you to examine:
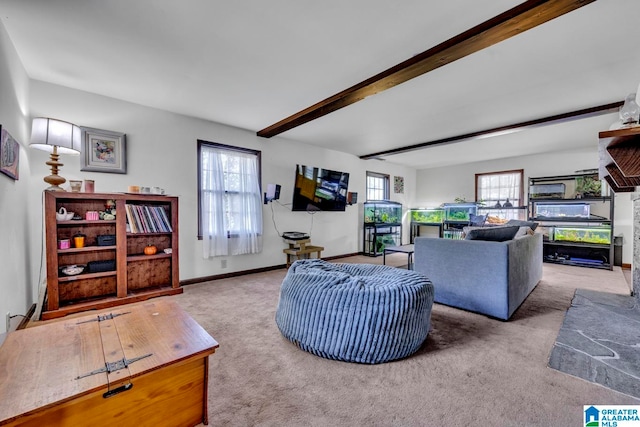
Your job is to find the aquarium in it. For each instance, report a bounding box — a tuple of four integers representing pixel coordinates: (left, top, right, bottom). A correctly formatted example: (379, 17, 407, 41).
(410, 208, 444, 224)
(530, 183, 565, 199)
(533, 203, 590, 219)
(444, 203, 477, 222)
(552, 226, 611, 245)
(574, 175, 602, 198)
(363, 201, 402, 224)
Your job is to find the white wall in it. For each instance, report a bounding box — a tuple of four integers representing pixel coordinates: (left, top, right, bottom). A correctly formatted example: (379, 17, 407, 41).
(29, 80, 416, 281)
(416, 146, 636, 264)
(0, 20, 32, 333)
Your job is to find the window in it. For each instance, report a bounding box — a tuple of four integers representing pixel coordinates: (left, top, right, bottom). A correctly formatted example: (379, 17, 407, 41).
(198, 140, 263, 257)
(475, 169, 524, 207)
(366, 171, 389, 200)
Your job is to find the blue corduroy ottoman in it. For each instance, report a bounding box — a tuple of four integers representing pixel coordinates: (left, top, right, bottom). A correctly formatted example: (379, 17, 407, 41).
(275, 259, 434, 364)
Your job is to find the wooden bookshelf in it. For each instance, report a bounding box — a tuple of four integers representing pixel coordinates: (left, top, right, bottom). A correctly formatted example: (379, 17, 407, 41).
(43, 192, 181, 320)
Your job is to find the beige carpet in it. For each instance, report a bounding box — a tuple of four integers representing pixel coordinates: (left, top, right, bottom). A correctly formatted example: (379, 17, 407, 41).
(173, 255, 638, 427)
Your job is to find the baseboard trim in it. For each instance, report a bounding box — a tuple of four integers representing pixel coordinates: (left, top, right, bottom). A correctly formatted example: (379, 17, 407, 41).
(622, 263, 632, 269)
(324, 252, 361, 261)
(180, 252, 362, 285)
(181, 264, 286, 286)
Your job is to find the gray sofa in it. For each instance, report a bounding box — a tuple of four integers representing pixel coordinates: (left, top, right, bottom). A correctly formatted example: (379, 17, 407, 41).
(413, 232, 543, 320)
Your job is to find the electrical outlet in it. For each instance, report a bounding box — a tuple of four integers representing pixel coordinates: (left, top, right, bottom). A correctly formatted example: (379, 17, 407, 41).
(221, 259, 227, 269)
(5, 312, 10, 332)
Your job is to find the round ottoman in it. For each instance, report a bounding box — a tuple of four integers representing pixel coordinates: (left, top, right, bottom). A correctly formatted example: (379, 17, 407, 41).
(275, 259, 434, 364)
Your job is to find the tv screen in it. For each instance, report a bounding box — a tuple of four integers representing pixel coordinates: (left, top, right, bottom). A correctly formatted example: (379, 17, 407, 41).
(292, 164, 350, 212)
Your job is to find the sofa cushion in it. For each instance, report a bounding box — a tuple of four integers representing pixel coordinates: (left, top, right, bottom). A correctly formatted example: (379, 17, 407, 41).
(465, 225, 520, 241)
(469, 213, 487, 226)
(506, 219, 539, 231)
(514, 226, 534, 239)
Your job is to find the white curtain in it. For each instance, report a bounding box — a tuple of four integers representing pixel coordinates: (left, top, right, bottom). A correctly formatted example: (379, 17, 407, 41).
(201, 146, 262, 258)
(478, 172, 521, 205)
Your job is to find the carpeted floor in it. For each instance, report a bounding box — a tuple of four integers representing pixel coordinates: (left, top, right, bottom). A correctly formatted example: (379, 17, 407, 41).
(173, 255, 638, 426)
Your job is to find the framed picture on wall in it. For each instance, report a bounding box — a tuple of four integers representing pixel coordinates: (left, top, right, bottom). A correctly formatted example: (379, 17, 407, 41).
(394, 176, 404, 194)
(80, 127, 127, 174)
(0, 125, 20, 180)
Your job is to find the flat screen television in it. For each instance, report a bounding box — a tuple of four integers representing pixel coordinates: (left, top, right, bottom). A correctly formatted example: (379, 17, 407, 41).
(292, 164, 350, 211)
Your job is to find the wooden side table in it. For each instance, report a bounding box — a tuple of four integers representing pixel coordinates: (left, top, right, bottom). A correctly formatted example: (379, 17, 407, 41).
(283, 238, 324, 268)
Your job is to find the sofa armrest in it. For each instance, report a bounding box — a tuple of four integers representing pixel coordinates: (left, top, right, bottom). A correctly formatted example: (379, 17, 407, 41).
(506, 233, 543, 317)
(413, 233, 542, 319)
(414, 237, 510, 317)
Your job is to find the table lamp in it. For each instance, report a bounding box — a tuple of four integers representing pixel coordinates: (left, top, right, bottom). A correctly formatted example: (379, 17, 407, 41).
(29, 118, 81, 191)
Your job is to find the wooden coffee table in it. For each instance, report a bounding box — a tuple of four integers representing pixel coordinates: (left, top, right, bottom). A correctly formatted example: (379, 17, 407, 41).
(0, 299, 218, 426)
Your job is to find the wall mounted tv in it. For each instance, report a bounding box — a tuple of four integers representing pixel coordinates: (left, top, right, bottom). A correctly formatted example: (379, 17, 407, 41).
(292, 164, 350, 212)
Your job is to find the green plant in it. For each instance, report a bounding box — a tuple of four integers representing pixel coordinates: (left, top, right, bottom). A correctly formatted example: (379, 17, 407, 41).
(575, 175, 601, 197)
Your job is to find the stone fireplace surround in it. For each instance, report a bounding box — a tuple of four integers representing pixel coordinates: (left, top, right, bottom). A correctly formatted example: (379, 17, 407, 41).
(548, 183, 639, 399)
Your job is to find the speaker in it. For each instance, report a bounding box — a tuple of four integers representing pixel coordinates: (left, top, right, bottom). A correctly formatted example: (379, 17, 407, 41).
(264, 183, 281, 203)
(347, 192, 358, 205)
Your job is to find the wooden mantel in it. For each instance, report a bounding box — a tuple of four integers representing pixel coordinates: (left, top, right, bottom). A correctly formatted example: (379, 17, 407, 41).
(598, 126, 640, 192)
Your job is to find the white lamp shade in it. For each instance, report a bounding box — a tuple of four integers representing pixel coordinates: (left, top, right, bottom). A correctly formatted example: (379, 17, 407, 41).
(29, 117, 81, 155)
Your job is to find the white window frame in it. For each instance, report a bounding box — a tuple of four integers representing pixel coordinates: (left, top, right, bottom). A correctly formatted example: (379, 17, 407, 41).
(475, 169, 524, 207)
(198, 140, 263, 257)
(366, 171, 390, 201)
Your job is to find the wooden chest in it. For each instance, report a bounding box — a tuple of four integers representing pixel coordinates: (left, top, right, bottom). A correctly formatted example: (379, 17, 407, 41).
(0, 299, 219, 426)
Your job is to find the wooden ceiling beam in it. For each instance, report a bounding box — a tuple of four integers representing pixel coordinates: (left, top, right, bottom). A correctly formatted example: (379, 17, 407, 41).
(359, 101, 623, 159)
(257, 0, 597, 139)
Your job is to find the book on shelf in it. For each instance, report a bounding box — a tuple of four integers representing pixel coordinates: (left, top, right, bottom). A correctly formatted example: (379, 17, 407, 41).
(125, 204, 173, 233)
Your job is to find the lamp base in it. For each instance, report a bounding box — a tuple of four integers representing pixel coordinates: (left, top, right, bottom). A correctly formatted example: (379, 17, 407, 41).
(45, 184, 66, 192)
(43, 148, 67, 191)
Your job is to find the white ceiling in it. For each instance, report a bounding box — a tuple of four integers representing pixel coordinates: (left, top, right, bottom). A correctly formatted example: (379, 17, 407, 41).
(1, 0, 639, 169)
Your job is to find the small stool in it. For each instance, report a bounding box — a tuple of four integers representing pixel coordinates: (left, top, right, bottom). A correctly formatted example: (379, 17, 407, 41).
(283, 238, 324, 268)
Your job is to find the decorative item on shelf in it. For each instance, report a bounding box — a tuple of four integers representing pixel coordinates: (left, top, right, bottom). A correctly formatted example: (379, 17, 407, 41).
(60, 264, 85, 276)
(619, 93, 640, 126)
(29, 117, 81, 191)
(96, 234, 116, 246)
(144, 244, 158, 255)
(84, 179, 94, 193)
(503, 198, 513, 208)
(57, 239, 71, 250)
(99, 199, 116, 220)
(86, 211, 100, 221)
(73, 233, 86, 248)
(69, 180, 82, 192)
(163, 248, 172, 254)
(86, 259, 116, 273)
(105, 199, 116, 213)
(99, 211, 115, 220)
(56, 207, 74, 221)
(494, 201, 502, 208)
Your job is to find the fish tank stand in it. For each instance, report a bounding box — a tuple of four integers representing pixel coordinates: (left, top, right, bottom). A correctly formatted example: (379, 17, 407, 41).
(363, 201, 402, 256)
(528, 173, 615, 270)
(409, 208, 444, 242)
